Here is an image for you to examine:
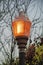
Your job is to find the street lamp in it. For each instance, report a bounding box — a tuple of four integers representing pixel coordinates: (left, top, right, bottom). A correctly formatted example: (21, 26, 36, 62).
(12, 13, 32, 65)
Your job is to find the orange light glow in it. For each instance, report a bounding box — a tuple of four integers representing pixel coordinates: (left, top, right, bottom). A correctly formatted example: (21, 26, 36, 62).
(12, 16, 32, 38)
(17, 21, 24, 34)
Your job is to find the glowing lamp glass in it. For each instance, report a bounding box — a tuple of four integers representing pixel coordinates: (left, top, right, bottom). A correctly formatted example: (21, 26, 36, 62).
(17, 21, 24, 34)
(12, 16, 31, 38)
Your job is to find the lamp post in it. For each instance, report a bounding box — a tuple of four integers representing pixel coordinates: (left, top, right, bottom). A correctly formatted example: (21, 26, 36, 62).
(12, 13, 32, 65)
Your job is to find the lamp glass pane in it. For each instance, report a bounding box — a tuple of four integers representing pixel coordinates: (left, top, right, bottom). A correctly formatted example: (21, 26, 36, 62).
(17, 21, 24, 34)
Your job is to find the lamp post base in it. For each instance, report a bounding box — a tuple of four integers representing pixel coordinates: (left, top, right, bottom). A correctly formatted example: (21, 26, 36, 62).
(15, 36, 28, 65)
(40, 38, 43, 45)
(19, 49, 26, 65)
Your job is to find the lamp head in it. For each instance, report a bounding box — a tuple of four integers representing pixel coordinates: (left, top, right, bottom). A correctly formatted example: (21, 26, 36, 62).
(12, 14, 32, 39)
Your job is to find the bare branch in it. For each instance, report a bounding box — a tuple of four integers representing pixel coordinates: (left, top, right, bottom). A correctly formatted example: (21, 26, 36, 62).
(0, 41, 10, 60)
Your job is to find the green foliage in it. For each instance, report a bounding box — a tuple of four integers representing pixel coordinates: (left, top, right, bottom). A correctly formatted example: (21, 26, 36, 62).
(31, 44, 43, 65)
(26, 44, 43, 65)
